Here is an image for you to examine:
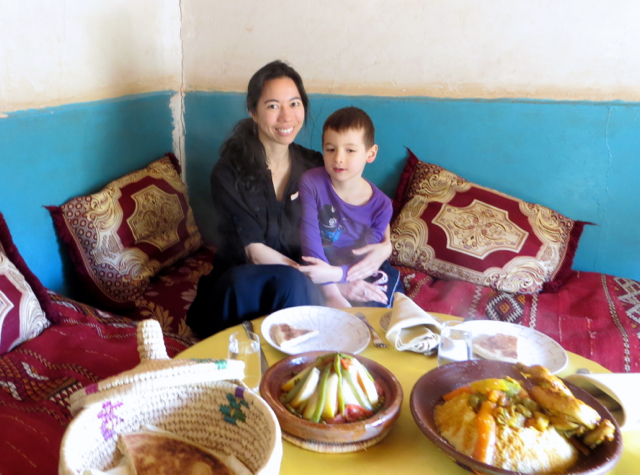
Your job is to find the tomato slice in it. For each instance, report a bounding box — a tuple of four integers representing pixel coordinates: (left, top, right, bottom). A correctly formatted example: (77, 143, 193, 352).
(344, 404, 374, 422)
(325, 414, 345, 424)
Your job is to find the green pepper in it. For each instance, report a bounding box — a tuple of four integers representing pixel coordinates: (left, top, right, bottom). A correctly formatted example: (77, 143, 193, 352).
(334, 353, 345, 415)
(311, 364, 332, 423)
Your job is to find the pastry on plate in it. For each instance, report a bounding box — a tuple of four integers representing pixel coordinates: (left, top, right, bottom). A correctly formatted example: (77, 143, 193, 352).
(272, 323, 319, 349)
(473, 333, 519, 363)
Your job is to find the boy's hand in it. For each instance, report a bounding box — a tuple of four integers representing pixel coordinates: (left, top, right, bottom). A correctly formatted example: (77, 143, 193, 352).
(336, 281, 388, 305)
(346, 229, 392, 281)
(299, 256, 344, 284)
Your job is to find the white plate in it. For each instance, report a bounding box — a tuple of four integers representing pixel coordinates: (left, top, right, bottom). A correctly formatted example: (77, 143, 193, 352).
(261, 306, 371, 355)
(457, 320, 568, 374)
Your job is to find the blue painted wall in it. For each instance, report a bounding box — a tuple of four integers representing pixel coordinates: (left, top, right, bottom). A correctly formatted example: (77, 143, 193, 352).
(0, 92, 175, 296)
(185, 92, 640, 281)
(1, 90, 637, 295)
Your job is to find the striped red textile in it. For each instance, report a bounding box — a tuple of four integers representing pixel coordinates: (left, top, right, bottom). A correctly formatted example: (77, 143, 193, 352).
(398, 266, 640, 373)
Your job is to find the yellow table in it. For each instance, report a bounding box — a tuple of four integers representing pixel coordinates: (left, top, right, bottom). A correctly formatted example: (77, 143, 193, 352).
(177, 308, 639, 475)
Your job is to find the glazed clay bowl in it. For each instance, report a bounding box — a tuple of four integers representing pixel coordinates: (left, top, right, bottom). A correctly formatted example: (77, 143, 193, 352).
(410, 360, 623, 475)
(259, 351, 403, 453)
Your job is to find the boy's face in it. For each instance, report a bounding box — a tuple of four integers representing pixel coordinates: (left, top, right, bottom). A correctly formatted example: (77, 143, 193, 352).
(322, 128, 378, 185)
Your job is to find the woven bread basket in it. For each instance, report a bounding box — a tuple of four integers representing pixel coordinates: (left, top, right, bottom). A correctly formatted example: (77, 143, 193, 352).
(59, 319, 282, 475)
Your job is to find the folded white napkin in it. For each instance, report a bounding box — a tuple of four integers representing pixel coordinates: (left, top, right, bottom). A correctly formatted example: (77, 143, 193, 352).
(385, 293, 443, 355)
(565, 373, 640, 431)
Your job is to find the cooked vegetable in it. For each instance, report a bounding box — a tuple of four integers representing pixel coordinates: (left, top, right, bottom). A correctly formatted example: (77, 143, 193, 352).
(443, 385, 472, 401)
(287, 367, 320, 407)
(280, 353, 384, 424)
(439, 364, 616, 467)
(473, 400, 497, 464)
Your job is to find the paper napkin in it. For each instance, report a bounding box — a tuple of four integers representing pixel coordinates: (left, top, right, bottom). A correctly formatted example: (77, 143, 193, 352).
(385, 292, 443, 355)
(565, 372, 640, 431)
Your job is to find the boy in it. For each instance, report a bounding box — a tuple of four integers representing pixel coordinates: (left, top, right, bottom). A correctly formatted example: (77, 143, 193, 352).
(298, 107, 401, 308)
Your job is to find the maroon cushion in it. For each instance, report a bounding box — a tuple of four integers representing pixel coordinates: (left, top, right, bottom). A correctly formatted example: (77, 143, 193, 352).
(0, 212, 60, 355)
(47, 154, 202, 310)
(391, 149, 586, 294)
(126, 246, 214, 338)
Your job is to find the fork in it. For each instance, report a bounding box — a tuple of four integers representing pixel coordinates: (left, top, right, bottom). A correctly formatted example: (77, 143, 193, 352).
(355, 312, 388, 348)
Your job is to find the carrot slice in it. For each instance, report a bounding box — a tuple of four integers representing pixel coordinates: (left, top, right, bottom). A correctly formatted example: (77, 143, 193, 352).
(473, 400, 497, 464)
(443, 385, 473, 401)
(340, 358, 351, 370)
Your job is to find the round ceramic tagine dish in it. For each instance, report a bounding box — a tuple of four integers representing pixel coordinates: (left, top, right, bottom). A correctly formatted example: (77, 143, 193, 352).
(410, 360, 623, 475)
(259, 351, 403, 453)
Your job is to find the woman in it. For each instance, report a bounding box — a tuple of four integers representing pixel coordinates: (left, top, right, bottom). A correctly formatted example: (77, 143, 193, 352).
(187, 60, 391, 339)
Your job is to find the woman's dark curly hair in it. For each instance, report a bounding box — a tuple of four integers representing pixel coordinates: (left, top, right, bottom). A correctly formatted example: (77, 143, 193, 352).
(220, 60, 310, 193)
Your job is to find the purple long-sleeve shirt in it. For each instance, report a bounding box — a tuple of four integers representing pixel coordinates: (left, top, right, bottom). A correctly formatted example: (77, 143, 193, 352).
(299, 167, 392, 282)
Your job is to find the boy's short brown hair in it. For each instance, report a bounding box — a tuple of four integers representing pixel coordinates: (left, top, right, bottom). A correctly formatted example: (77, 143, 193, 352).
(322, 107, 375, 149)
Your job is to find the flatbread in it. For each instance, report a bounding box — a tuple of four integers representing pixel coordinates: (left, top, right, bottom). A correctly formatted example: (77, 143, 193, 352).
(272, 323, 319, 349)
(473, 333, 519, 363)
(120, 431, 232, 475)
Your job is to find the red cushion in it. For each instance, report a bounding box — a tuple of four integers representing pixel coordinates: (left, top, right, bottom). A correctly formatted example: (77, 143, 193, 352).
(47, 154, 202, 310)
(391, 149, 587, 294)
(0, 213, 59, 354)
(125, 246, 214, 338)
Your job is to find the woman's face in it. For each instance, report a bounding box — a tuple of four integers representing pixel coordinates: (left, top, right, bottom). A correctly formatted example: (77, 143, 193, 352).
(250, 77, 305, 149)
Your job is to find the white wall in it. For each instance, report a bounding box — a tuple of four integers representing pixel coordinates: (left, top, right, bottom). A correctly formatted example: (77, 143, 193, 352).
(0, 0, 182, 114)
(182, 0, 640, 101)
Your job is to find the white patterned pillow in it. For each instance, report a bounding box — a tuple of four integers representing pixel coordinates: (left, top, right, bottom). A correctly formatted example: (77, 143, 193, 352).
(0, 231, 50, 354)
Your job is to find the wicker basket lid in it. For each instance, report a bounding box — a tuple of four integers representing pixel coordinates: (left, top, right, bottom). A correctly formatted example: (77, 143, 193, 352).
(69, 319, 245, 415)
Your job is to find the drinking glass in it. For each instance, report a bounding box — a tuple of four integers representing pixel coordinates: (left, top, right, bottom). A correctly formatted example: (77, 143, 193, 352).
(437, 320, 474, 366)
(228, 331, 262, 392)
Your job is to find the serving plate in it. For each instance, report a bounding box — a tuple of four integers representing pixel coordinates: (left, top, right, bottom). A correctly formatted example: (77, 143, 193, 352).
(261, 306, 370, 355)
(410, 360, 623, 475)
(459, 320, 569, 374)
(259, 351, 403, 453)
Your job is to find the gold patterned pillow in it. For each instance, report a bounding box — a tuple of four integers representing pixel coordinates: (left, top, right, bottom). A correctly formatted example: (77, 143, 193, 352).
(390, 150, 587, 294)
(48, 154, 202, 309)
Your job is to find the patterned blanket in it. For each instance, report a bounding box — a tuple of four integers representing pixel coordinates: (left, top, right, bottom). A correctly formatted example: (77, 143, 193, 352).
(0, 293, 193, 475)
(2, 243, 636, 474)
(399, 267, 640, 373)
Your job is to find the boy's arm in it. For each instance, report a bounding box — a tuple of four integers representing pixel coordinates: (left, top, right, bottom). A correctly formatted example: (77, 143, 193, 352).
(346, 194, 393, 281)
(368, 194, 393, 243)
(346, 225, 392, 281)
(299, 173, 348, 282)
(299, 173, 328, 262)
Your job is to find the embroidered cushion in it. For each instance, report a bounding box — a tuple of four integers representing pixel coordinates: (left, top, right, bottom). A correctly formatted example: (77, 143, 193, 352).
(390, 149, 586, 294)
(0, 212, 54, 354)
(47, 154, 202, 309)
(127, 246, 214, 339)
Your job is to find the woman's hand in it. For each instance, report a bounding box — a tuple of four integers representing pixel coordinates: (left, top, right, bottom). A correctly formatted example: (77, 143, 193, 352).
(336, 280, 388, 306)
(298, 256, 344, 284)
(245, 243, 299, 267)
(345, 225, 392, 282)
